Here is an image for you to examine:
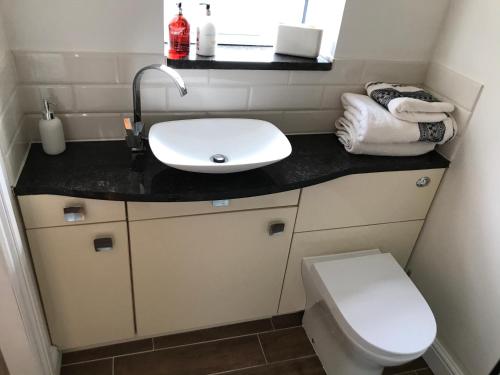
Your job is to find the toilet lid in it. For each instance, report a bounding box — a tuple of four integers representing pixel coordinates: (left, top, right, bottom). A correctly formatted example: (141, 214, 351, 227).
(312, 253, 436, 358)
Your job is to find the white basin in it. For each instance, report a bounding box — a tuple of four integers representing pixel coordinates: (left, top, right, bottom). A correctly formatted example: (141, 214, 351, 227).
(148, 118, 292, 173)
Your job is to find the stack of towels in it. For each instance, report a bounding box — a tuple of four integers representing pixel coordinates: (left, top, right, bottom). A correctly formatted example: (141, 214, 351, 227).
(335, 82, 456, 156)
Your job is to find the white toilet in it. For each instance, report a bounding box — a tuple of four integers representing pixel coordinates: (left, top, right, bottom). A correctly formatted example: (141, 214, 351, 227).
(302, 249, 436, 375)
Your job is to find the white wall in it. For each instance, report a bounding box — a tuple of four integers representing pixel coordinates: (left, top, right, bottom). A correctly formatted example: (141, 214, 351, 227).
(334, 0, 449, 61)
(1, 0, 164, 53)
(409, 0, 500, 374)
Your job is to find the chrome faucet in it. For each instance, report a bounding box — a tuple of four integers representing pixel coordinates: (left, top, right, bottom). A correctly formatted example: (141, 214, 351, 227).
(124, 64, 187, 152)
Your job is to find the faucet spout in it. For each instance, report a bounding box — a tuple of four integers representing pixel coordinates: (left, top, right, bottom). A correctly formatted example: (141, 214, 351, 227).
(132, 64, 188, 124)
(126, 64, 187, 152)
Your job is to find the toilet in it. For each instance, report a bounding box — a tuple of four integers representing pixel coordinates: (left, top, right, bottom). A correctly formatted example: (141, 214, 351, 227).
(302, 249, 436, 375)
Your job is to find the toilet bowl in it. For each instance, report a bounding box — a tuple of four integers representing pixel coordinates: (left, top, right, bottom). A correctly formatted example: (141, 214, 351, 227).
(302, 249, 436, 375)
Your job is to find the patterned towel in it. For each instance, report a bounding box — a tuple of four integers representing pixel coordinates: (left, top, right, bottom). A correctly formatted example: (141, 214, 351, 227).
(366, 82, 454, 122)
(341, 93, 456, 144)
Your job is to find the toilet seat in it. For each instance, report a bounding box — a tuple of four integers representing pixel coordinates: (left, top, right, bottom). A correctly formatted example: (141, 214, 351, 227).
(310, 252, 436, 363)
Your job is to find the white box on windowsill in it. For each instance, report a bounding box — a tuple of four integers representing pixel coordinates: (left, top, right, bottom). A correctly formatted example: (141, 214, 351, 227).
(275, 24, 323, 59)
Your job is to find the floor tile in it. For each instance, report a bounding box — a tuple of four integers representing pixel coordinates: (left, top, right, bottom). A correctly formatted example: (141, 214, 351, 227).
(383, 358, 429, 374)
(259, 327, 315, 363)
(114, 335, 265, 375)
(62, 339, 153, 364)
(416, 369, 434, 375)
(271, 311, 304, 330)
(60, 359, 112, 375)
(154, 319, 273, 349)
(221, 356, 326, 375)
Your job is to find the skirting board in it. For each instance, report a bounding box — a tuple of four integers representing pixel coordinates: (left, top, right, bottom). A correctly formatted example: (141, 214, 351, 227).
(424, 338, 466, 375)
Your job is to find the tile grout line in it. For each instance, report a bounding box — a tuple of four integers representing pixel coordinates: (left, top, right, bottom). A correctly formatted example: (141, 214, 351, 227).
(256, 334, 268, 364)
(60, 349, 155, 367)
(61, 323, 304, 366)
(149, 325, 302, 353)
(207, 354, 318, 375)
(207, 363, 267, 375)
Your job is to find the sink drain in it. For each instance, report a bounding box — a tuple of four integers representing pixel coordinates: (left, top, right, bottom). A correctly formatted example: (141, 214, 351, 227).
(210, 154, 228, 163)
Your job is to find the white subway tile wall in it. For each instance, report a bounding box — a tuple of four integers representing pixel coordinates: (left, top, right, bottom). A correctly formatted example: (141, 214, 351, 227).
(0, 50, 28, 185)
(425, 63, 484, 161)
(0, 89, 23, 154)
(73, 85, 133, 112)
(19, 85, 74, 112)
(14, 51, 429, 140)
(321, 85, 365, 109)
(425, 62, 483, 111)
(0, 54, 17, 113)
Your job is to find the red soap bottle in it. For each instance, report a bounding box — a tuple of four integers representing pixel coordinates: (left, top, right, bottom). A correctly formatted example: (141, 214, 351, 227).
(168, 2, 190, 59)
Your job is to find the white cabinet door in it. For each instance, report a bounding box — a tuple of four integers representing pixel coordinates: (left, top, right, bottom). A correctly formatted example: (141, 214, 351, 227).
(27, 222, 135, 349)
(295, 169, 444, 232)
(130, 207, 297, 336)
(278, 220, 424, 314)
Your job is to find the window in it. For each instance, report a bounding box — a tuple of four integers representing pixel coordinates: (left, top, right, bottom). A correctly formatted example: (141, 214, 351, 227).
(163, 0, 345, 58)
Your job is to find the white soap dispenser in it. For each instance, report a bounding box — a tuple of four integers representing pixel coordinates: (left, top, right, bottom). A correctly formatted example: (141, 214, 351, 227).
(39, 99, 66, 155)
(196, 3, 216, 57)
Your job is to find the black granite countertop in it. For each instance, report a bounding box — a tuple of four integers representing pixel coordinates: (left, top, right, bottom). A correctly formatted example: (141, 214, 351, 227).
(14, 135, 449, 202)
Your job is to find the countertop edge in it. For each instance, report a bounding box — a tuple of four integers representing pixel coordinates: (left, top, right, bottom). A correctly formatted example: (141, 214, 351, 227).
(14, 159, 449, 202)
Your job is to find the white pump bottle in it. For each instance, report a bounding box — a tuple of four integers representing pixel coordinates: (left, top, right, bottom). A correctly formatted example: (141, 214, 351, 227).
(196, 3, 216, 57)
(39, 99, 66, 155)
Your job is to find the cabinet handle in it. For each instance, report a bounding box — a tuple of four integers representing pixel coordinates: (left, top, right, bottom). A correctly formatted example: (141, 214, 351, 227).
(63, 205, 85, 222)
(416, 177, 431, 188)
(94, 237, 113, 252)
(269, 222, 285, 236)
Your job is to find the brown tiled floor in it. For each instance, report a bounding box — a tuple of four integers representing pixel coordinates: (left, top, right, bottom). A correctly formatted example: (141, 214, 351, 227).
(61, 311, 433, 375)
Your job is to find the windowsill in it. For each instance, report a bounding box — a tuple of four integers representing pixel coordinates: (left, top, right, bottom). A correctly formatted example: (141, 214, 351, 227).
(165, 45, 332, 71)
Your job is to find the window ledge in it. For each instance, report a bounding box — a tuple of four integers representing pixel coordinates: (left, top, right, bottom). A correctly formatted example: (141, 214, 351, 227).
(165, 45, 332, 71)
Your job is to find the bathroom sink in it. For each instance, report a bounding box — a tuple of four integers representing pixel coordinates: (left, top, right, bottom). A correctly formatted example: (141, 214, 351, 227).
(148, 118, 292, 173)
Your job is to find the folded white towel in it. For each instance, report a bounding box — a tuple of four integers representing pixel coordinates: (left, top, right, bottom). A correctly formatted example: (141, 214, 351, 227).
(365, 82, 454, 122)
(335, 118, 436, 156)
(341, 93, 456, 145)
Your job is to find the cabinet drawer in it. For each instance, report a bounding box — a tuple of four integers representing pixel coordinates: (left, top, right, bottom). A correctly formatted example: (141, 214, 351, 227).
(295, 169, 444, 232)
(127, 190, 300, 221)
(278, 220, 424, 314)
(19, 195, 126, 229)
(27, 221, 134, 349)
(130, 207, 297, 336)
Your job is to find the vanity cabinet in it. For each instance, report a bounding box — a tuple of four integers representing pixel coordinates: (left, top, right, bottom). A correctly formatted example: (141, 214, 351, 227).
(17, 168, 446, 349)
(19, 194, 126, 229)
(27, 222, 134, 349)
(295, 169, 444, 232)
(127, 190, 300, 221)
(19, 195, 133, 349)
(278, 168, 445, 313)
(129, 207, 297, 336)
(278, 220, 424, 314)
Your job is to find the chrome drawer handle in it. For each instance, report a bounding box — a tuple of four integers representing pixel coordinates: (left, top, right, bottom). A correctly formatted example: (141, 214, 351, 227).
(416, 177, 431, 188)
(94, 237, 113, 252)
(63, 205, 85, 222)
(269, 222, 285, 236)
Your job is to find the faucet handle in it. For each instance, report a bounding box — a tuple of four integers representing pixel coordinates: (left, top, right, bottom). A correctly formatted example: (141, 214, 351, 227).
(123, 117, 133, 133)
